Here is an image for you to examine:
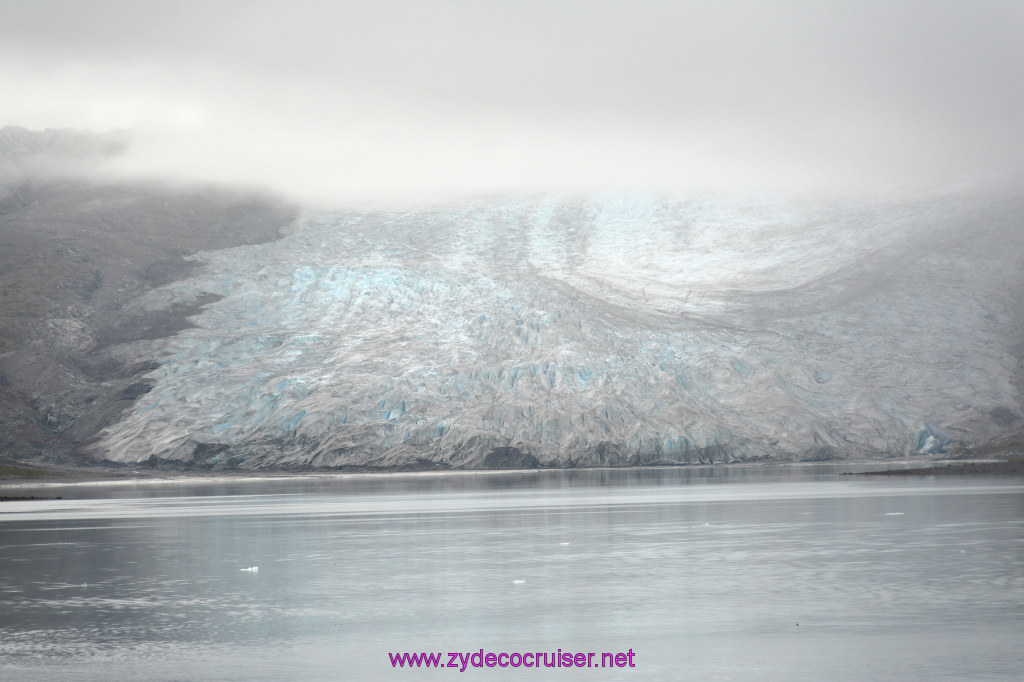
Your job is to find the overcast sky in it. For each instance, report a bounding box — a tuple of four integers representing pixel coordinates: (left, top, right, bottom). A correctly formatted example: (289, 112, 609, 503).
(2, 0, 1022, 204)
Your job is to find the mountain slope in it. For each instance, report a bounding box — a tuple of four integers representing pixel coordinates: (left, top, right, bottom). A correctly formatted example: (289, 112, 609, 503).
(0, 127, 298, 463)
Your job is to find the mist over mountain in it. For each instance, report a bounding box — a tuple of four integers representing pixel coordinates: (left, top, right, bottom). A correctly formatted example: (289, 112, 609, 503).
(2, 128, 1022, 470)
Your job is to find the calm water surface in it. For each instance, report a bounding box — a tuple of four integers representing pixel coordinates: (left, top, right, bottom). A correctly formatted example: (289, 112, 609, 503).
(1, 465, 1022, 680)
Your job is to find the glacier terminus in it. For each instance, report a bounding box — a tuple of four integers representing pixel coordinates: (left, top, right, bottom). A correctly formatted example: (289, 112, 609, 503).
(93, 190, 1024, 469)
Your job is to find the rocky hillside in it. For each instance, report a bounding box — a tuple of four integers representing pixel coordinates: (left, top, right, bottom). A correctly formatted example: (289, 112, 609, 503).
(0, 127, 297, 464)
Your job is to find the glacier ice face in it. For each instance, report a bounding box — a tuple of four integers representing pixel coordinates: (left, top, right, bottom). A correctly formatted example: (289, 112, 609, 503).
(93, 191, 1024, 468)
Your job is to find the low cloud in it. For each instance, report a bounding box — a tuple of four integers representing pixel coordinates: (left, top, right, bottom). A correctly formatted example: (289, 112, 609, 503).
(3, 1, 1022, 204)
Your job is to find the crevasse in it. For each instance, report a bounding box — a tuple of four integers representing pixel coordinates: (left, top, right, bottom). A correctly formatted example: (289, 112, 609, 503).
(94, 191, 1024, 468)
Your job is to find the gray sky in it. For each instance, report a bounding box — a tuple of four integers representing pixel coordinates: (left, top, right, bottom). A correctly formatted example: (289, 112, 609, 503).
(2, 0, 1023, 204)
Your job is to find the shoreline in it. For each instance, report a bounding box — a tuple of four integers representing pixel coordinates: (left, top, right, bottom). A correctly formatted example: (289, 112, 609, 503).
(4, 457, 1019, 492)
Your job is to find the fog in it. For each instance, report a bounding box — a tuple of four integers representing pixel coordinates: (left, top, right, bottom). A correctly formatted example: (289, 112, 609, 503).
(2, 0, 1023, 204)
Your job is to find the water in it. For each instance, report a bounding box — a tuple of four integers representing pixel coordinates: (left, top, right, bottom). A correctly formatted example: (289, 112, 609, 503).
(1, 465, 1022, 680)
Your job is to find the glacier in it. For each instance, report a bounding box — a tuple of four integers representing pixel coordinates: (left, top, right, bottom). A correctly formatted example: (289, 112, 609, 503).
(92, 190, 1024, 468)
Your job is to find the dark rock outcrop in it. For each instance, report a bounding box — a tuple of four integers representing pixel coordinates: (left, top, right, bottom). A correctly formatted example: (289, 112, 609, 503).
(483, 447, 540, 469)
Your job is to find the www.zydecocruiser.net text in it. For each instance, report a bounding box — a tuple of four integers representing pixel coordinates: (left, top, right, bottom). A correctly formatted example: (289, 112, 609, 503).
(389, 649, 637, 671)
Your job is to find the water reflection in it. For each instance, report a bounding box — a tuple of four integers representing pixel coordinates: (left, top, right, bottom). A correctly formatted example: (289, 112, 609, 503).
(0, 462, 903, 500)
(1, 466, 1022, 681)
